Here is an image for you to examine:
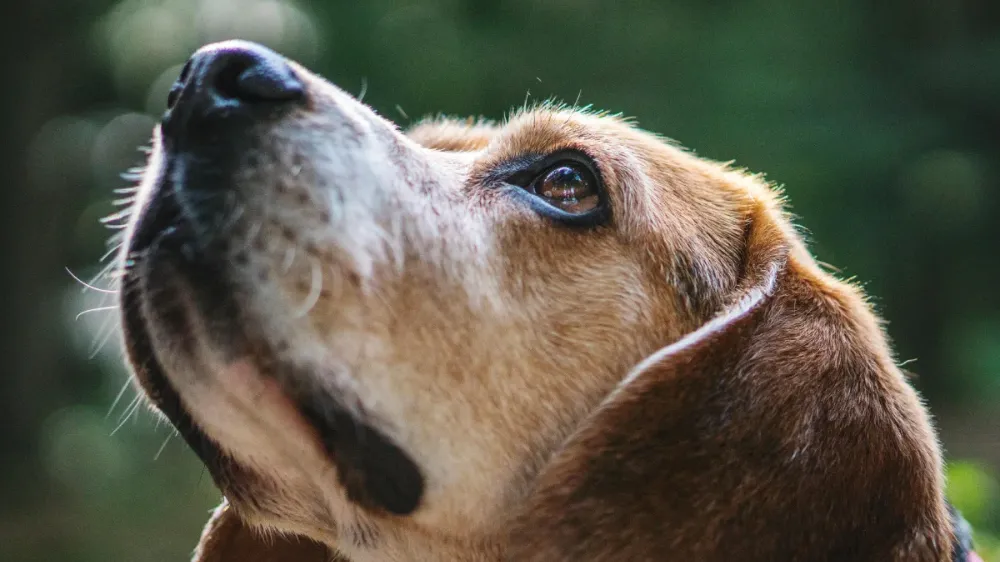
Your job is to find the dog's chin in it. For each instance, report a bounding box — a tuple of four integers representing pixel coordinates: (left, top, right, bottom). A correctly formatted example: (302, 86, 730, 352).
(121, 159, 426, 518)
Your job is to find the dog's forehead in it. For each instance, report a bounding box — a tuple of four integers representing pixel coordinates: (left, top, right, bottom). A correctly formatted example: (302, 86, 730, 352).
(487, 109, 642, 165)
(408, 108, 645, 159)
(406, 109, 670, 206)
(407, 117, 498, 152)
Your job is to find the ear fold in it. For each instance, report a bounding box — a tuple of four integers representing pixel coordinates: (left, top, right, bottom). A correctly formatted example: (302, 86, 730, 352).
(507, 204, 952, 561)
(192, 499, 338, 562)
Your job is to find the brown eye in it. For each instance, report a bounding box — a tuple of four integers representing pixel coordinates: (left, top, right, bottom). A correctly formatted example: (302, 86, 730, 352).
(500, 151, 608, 226)
(530, 164, 599, 214)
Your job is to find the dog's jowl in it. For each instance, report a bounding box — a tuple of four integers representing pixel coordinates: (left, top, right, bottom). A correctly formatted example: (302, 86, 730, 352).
(116, 40, 975, 562)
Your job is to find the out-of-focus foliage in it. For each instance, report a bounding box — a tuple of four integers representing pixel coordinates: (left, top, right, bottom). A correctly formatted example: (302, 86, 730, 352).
(1, 0, 997, 560)
(949, 462, 1000, 560)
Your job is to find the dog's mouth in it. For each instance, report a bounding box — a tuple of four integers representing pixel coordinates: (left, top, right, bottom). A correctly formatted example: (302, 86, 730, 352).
(120, 151, 230, 469)
(121, 150, 424, 516)
(119, 47, 425, 514)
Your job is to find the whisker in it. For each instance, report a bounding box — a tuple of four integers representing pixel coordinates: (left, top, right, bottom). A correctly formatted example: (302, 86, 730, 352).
(293, 257, 323, 318)
(75, 305, 118, 321)
(153, 432, 174, 460)
(111, 395, 144, 436)
(65, 267, 116, 294)
(102, 209, 132, 225)
(281, 245, 297, 273)
(357, 77, 368, 102)
(116, 392, 142, 424)
(106, 379, 133, 419)
(103, 268, 128, 281)
(87, 296, 124, 359)
(122, 163, 147, 179)
(99, 244, 122, 263)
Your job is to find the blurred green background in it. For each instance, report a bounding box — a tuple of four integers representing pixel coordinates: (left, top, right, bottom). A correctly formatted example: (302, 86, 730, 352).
(2, 0, 998, 560)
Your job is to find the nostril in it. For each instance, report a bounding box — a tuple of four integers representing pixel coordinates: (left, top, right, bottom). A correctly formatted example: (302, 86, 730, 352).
(213, 57, 255, 101)
(235, 63, 305, 102)
(162, 41, 305, 135)
(209, 49, 304, 104)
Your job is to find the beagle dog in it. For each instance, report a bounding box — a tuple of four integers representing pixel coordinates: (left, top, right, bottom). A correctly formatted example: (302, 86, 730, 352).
(115, 40, 977, 561)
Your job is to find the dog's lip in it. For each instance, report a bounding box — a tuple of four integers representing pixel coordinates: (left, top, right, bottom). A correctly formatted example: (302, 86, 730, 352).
(122, 203, 426, 516)
(119, 148, 264, 490)
(121, 233, 322, 502)
(120, 244, 228, 473)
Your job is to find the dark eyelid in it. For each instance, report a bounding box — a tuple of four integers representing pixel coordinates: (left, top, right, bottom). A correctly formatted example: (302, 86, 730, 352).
(482, 154, 547, 187)
(491, 150, 601, 188)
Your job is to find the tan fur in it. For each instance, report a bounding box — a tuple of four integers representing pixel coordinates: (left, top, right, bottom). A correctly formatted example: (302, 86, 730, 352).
(407, 116, 497, 151)
(122, 48, 953, 562)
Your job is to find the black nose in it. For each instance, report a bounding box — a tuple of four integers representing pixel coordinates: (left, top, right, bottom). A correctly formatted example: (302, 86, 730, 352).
(163, 41, 304, 138)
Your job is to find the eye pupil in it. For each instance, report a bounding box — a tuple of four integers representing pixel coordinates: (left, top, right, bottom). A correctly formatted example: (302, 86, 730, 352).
(540, 166, 587, 200)
(506, 154, 605, 221)
(528, 162, 600, 214)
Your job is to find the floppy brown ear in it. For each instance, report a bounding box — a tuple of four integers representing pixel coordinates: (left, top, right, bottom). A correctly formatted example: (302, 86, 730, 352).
(192, 499, 339, 562)
(508, 203, 953, 561)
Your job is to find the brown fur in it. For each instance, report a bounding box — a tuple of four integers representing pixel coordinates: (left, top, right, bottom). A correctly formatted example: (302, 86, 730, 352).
(507, 204, 951, 562)
(120, 43, 954, 561)
(193, 500, 336, 562)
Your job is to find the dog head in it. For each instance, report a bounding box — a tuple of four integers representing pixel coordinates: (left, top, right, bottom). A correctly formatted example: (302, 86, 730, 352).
(116, 41, 954, 561)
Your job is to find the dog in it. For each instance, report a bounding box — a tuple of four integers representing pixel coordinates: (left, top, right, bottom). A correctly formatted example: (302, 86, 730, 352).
(114, 40, 979, 561)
